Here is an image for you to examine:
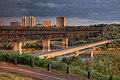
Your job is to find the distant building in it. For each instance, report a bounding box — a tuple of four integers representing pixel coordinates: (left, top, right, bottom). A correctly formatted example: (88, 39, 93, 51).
(37, 24, 43, 27)
(29, 16, 36, 27)
(10, 22, 21, 27)
(44, 21, 52, 27)
(0, 20, 3, 26)
(56, 16, 67, 27)
(22, 16, 28, 27)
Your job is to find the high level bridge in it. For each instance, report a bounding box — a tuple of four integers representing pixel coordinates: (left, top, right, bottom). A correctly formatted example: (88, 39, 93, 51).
(0, 27, 100, 53)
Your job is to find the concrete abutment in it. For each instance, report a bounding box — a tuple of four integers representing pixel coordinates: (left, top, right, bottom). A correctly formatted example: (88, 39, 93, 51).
(12, 42, 22, 54)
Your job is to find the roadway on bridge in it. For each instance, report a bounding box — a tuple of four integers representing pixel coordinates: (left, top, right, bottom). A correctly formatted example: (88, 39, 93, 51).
(36, 39, 120, 58)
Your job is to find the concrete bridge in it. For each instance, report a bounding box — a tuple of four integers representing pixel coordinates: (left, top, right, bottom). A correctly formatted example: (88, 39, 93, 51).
(36, 39, 120, 58)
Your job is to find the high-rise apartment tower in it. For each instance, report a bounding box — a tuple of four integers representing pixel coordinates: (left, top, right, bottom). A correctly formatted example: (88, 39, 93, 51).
(29, 16, 36, 27)
(56, 16, 67, 27)
(22, 16, 27, 27)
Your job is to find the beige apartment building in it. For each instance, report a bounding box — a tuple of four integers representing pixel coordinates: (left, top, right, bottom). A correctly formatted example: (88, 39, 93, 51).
(44, 20, 52, 27)
(29, 16, 36, 27)
(22, 16, 28, 27)
(56, 16, 67, 27)
(10, 22, 21, 27)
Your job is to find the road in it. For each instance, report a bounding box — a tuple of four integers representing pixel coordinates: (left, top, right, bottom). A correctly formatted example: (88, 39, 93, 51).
(37, 39, 120, 58)
(0, 62, 85, 80)
(36, 40, 110, 58)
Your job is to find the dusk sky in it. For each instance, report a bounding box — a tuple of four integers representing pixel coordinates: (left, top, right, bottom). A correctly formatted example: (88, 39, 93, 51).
(0, 0, 120, 25)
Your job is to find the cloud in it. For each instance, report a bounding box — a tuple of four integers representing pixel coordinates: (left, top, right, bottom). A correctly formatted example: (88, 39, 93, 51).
(1, 0, 120, 21)
(96, 0, 101, 3)
(18, 0, 32, 2)
(34, 2, 58, 8)
(7, 0, 32, 3)
(20, 8, 29, 13)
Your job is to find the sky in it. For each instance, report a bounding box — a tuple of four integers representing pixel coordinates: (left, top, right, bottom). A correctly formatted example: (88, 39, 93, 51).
(0, 0, 120, 25)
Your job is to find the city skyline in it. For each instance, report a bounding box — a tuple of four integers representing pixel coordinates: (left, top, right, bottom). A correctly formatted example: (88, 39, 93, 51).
(1, 16, 120, 26)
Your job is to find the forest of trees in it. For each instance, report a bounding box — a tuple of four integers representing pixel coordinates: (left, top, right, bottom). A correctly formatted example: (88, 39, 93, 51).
(96, 24, 120, 40)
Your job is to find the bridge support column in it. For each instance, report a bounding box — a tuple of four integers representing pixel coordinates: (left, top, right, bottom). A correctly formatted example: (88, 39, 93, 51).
(91, 50, 94, 58)
(93, 47, 96, 50)
(43, 39, 50, 52)
(62, 38, 68, 48)
(91, 47, 96, 58)
(75, 51, 80, 57)
(12, 42, 22, 54)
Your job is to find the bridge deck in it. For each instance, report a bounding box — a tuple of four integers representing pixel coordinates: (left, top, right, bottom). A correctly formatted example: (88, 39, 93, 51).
(36, 39, 120, 58)
(36, 39, 118, 58)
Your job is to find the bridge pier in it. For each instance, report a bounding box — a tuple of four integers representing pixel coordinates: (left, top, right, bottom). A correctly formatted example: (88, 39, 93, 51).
(62, 38, 68, 48)
(91, 50, 94, 58)
(93, 47, 96, 50)
(90, 47, 96, 58)
(12, 42, 22, 54)
(75, 51, 80, 57)
(42, 39, 50, 52)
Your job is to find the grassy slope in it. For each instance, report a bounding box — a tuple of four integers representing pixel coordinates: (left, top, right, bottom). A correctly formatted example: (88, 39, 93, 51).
(0, 50, 119, 80)
(0, 72, 33, 80)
